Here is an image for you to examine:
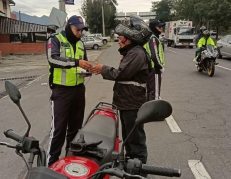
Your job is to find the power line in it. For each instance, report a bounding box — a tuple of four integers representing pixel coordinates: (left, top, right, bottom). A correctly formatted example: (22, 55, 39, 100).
(17, 0, 51, 10)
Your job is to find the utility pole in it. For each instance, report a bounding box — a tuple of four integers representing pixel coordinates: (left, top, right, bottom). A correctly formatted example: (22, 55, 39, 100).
(59, 0, 66, 30)
(102, 2, 105, 37)
(19, 11, 22, 42)
(59, 0, 66, 12)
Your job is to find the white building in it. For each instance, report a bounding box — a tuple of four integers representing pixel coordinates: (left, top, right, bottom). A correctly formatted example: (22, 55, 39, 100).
(0, 0, 15, 18)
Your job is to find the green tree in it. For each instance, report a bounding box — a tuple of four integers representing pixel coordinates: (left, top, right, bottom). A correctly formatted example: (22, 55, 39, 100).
(207, 0, 231, 39)
(81, 0, 118, 35)
(151, 0, 175, 22)
(174, 0, 231, 38)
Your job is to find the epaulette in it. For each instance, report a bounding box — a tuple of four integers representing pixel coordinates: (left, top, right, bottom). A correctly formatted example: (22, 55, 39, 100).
(48, 33, 58, 38)
(47, 33, 59, 41)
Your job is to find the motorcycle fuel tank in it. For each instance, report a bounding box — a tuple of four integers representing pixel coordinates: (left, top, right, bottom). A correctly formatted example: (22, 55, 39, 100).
(50, 156, 99, 179)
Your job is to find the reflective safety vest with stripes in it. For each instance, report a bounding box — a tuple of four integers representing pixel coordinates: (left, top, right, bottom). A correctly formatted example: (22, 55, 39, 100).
(49, 33, 85, 86)
(144, 35, 165, 68)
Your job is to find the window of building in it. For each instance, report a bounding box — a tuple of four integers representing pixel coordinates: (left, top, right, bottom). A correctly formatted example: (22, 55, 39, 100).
(3, 0, 7, 10)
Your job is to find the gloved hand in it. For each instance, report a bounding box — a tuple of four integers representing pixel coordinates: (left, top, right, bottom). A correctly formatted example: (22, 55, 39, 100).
(160, 67, 165, 74)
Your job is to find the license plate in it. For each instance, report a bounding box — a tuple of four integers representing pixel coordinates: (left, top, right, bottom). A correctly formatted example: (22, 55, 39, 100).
(183, 43, 189, 45)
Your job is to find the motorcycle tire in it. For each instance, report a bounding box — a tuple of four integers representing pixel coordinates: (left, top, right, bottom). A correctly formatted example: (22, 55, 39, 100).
(197, 65, 203, 72)
(207, 61, 215, 77)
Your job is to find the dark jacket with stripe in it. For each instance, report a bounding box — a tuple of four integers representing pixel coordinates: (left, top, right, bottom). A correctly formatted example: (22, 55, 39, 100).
(101, 45, 149, 110)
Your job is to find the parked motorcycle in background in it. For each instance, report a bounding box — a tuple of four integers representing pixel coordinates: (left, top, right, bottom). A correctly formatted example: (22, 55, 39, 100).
(0, 81, 181, 179)
(196, 44, 219, 77)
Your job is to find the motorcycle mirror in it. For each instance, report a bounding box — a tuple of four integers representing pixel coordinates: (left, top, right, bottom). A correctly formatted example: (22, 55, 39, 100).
(5, 81, 31, 137)
(5, 81, 21, 104)
(135, 100, 172, 125)
(119, 100, 172, 160)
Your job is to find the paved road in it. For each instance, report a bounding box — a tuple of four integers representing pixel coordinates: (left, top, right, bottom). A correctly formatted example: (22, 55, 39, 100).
(0, 43, 231, 179)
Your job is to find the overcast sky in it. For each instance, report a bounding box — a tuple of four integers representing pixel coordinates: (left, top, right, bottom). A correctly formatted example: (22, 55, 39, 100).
(11, 0, 154, 17)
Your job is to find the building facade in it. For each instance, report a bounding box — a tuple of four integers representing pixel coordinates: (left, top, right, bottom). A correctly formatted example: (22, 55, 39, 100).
(0, 0, 57, 56)
(0, 0, 15, 18)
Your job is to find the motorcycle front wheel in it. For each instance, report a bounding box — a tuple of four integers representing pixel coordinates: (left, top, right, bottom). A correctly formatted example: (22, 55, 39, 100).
(207, 61, 215, 77)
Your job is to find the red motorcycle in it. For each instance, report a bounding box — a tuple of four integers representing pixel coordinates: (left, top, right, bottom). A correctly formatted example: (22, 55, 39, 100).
(1, 81, 181, 179)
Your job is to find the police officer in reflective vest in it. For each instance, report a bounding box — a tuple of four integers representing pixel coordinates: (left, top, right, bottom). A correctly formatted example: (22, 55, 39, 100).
(144, 19, 165, 101)
(46, 15, 93, 166)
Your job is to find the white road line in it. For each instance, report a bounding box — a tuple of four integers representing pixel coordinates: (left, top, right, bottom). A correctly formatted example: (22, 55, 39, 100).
(188, 160, 212, 179)
(165, 115, 182, 133)
(168, 49, 178, 54)
(217, 65, 231, 71)
(0, 74, 46, 101)
(0, 96, 8, 101)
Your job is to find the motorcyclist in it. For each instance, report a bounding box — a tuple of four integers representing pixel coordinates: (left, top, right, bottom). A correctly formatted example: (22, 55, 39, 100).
(89, 15, 152, 166)
(195, 30, 217, 64)
(193, 26, 207, 63)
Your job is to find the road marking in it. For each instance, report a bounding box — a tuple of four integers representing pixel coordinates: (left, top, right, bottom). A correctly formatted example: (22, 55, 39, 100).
(24, 74, 46, 89)
(165, 115, 182, 133)
(168, 49, 178, 54)
(0, 74, 46, 101)
(217, 65, 231, 71)
(188, 160, 212, 179)
(0, 96, 8, 101)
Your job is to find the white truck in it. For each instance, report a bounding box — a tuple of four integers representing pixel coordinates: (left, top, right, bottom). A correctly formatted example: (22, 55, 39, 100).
(165, 21, 196, 48)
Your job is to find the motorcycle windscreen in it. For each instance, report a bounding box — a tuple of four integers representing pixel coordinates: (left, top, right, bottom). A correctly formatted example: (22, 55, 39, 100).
(207, 44, 217, 58)
(25, 167, 70, 179)
(207, 44, 214, 53)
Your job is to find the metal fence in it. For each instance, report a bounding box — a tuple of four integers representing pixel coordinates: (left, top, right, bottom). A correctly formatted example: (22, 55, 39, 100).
(0, 16, 47, 34)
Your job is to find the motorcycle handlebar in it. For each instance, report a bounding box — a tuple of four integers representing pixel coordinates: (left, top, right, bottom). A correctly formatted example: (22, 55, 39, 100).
(142, 164, 181, 177)
(4, 129, 23, 142)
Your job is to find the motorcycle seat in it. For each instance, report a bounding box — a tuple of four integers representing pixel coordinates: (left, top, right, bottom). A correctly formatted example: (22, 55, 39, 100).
(67, 114, 117, 166)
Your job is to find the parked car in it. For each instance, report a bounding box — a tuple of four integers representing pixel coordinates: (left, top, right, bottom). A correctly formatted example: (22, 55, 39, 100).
(114, 33, 119, 42)
(86, 33, 110, 45)
(217, 35, 231, 58)
(81, 36, 103, 50)
(210, 30, 217, 36)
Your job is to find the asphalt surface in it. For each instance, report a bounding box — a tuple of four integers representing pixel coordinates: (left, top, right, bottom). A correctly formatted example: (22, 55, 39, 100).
(0, 43, 231, 179)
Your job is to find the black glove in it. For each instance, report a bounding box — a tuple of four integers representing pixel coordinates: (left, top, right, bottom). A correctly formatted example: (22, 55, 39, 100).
(70, 134, 106, 159)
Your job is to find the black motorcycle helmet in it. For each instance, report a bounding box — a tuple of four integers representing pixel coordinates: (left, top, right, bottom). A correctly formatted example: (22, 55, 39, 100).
(200, 26, 207, 34)
(203, 30, 210, 39)
(114, 15, 152, 45)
